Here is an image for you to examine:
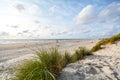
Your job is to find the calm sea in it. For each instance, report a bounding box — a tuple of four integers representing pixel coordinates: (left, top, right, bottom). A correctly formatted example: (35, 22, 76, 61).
(0, 39, 87, 44)
(0, 39, 52, 44)
(0, 39, 91, 44)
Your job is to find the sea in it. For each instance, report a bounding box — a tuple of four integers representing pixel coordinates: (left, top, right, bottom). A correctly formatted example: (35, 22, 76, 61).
(0, 39, 52, 44)
(0, 39, 91, 44)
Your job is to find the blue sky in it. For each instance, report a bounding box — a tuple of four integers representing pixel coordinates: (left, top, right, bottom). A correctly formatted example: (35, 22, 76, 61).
(0, 0, 120, 39)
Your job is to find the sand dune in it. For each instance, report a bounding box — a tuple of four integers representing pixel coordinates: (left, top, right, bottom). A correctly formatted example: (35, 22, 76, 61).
(59, 42, 120, 80)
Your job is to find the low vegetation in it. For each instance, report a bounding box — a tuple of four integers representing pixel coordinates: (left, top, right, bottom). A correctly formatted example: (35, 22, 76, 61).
(13, 47, 92, 80)
(71, 47, 93, 62)
(91, 33, 120, 52)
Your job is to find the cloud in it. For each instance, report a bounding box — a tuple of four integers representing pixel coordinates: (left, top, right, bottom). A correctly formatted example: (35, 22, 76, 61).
(28, 4, 40, 14)
(75, 2, 120, 25)
(0, 32, 9, 36)
(51, 29, 72, 36)
(13, 3, 40, 15)
(105, 25, 120, 36)
(51, 31, 65, 36)
(10, 25, 19, 28)
(14, 3, 25, 12)
(49, 5, 58, 13)
(98, 2, 120, 23)
(76, 5, 96, 25)
(82, 29, 91, 33)
(22, 30, 29, 33)
(34, 20, 40, 24)
(17, 32, 22, 35)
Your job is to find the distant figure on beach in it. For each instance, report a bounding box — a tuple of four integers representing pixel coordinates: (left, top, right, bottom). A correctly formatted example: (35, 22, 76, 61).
(56, 40, 59, 47)
(56, 40, 59, 43)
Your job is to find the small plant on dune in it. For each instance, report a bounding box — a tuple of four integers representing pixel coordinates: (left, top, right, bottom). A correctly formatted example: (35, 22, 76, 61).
(63, 51, 72, 65)
(13, 60, 55, 80)
(35, 47, 66, 77)
(80, 47, 93, 55)
(110, 33, 120, 43)
(13, 47, 64, 80)
(42, 48, 64, 75)
(91, 33, 120, 52)
(71, 47, 93, 62)
(90, 43, 101, 52)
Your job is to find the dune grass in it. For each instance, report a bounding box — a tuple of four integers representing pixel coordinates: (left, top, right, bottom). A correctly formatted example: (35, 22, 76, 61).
(12, 60, 55, 80)
(71, 47, 93, 62)
(12, 47, 92, 80)
(63, 51, 72, 65)
(91, 33, 120, 52)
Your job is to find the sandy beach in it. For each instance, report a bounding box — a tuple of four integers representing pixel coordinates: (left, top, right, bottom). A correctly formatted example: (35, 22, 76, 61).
(0, 40, 97, 63)
(0, 40, 120, 80)
(0, 40, 98, 79)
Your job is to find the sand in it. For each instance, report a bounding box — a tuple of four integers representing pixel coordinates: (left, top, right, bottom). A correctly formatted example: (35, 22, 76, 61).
(59, 42, 120, 80)
(0, 40, 97, 80)
(0, 40, 120, 80)
(0, 40, 97, 63)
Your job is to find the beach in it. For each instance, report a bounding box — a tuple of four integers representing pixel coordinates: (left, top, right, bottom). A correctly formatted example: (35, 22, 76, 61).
(0, 39, 98, 79)
(0, 40, 120, 80)
(0, 40, 97, 63)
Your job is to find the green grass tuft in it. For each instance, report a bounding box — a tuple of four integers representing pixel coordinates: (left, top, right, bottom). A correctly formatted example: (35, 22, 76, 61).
(63, 51, 72, 65)
(13, 60, 55, 80)
(71, 47, 93, 62)
(91, 33, 120, 52)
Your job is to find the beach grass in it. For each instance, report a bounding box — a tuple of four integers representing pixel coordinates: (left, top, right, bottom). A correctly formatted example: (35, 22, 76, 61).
(63, 51, 72, 65)
(12, 60, 56, 80)
(35, 48, 65, 75)
(12, 47, 92, 80)
(71, 47, 93, 62)
(91, 33, 120, 52)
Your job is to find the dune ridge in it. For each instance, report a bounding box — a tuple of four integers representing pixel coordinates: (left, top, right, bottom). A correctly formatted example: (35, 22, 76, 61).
(59, 42, 120, 80)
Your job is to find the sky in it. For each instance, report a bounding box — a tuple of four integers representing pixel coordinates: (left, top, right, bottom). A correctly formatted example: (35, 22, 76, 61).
(0, 0, 120, 39)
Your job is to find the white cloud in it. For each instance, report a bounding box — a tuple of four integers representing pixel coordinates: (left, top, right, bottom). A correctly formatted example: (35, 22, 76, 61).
(76, 5, 96, 25)
(105, 25, 120, 36)
(0, 32, 9, 36)
(13, 3, 41, 15)
(14, 3, 25, 12)
(28, 4, 40, 14)
(0, 32, 10, 38)
(51, 29, 72, 36)
(75, 2, 120, 25)
(49, 5, 58, 13)
(98, 2, 120, 23)
(34, 20, 40, 24)
(10, 25, 19, 28)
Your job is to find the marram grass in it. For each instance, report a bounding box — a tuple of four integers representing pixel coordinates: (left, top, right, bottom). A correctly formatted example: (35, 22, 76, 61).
(12, 60, 55, 80)
(91, 33, 120, 52)
(12, 47, 92, 80)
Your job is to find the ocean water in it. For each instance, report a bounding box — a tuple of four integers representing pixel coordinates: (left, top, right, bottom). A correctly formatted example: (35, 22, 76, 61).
(0, 39, 48, 44)
(0, 39, 90, 44)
